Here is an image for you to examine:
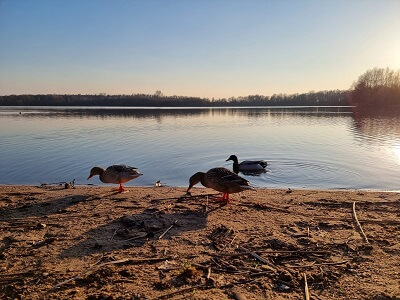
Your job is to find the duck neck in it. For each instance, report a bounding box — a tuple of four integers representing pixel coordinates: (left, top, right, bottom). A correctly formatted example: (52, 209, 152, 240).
(188, 172, 205, 191)
(232, 164, 239, 174)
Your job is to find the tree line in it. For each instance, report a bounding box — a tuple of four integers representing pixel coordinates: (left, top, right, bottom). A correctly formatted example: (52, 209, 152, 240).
(350, 67, 400, 107)
(1, 67, 398, 107)
(0, 90, 348, 107)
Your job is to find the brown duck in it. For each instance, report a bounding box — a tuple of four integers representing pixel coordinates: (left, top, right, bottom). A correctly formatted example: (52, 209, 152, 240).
(87, 164, 142, 193)
(186, 167, 253, 204)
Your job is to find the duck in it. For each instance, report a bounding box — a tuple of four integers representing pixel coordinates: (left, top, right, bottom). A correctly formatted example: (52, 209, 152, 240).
(186, 167, 253, 205)
(226, 155, 267, 174)
(87, 164, 142, 193)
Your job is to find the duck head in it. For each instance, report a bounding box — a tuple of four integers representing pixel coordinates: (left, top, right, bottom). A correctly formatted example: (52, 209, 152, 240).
(226, 155, 239, 164)
(87, 166, 105, 180)
(186, 172, 205, 193)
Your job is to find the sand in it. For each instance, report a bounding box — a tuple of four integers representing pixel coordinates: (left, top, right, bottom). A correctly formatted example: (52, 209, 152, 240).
(0, 184, 399, 300)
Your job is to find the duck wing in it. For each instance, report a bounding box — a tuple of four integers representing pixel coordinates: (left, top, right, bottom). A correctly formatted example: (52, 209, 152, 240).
(104, 165, 142, 183)
(205, 167, 252, 193)
(239, 160, 267, 170)
(221, 174, 250, 186)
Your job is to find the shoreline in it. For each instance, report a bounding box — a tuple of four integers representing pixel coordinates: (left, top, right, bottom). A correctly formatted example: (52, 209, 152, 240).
(1, 185, 399, 299)
(2, 183, 399, 193)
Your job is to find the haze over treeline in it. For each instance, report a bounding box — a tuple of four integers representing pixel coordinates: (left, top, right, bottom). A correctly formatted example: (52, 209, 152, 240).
(1, 68, 399, 107)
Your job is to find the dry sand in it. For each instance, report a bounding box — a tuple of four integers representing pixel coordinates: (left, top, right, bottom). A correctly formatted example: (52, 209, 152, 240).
(0, 185, 399, 299)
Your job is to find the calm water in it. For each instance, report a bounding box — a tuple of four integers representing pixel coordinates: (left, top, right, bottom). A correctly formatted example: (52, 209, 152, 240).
(1, 106, 400, 191)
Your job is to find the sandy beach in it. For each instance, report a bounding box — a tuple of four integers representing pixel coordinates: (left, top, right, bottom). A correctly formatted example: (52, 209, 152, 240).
(0, 185, 399, 299)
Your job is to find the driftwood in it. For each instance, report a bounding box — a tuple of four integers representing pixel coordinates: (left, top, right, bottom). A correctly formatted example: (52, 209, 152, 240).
(352, 202, 370, 243)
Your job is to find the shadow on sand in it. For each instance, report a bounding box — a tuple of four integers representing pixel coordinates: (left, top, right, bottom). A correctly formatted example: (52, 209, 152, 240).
(59, 204, 211, 258)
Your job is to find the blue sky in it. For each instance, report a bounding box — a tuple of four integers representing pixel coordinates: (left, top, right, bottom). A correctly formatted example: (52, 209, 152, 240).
(0, 0, 399, 98)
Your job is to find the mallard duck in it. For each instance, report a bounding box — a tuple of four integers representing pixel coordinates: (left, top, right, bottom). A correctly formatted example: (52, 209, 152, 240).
(226, 155, 267, 174)
(186, 167, 253, 205)
(87, 164, 142, 193)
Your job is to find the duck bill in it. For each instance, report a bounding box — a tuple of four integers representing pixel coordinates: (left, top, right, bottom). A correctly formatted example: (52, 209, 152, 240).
(87, 175, 93, 180)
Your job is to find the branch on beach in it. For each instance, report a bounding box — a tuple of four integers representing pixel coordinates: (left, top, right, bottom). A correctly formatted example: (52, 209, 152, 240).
(352, 202, 370, 244)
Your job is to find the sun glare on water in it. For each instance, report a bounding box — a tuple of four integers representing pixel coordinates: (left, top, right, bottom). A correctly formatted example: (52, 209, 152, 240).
(393, 144, 400, 164)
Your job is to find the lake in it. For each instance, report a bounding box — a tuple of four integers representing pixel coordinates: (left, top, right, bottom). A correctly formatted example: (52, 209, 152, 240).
(1, 106, 399, 191)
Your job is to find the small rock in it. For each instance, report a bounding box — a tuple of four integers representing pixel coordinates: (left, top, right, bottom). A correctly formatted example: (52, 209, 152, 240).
(276, 283, 290, 291)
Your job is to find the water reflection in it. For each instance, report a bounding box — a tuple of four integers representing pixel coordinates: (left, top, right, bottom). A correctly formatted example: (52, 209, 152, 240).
(1, 106, 354, 119)
(350, 106, 400, 146)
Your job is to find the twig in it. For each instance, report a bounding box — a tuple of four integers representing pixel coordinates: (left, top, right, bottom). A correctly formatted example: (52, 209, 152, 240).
(303, 273, 310, 300)
(249, 270, 277, 277)
(286, 260, 348, 268)
(313, 216, 400, 225)
(352, 201, 369, 244)
(207, 267, 211, 279)
(218, 258, 239, 271)
(214, 249, 329, 258)
(117, 233, 148, 243)
(158, 220, 178, 239)
(239, 246, 277, 270)
(97, 256, 173, 267)
(110, 228, 120, 242)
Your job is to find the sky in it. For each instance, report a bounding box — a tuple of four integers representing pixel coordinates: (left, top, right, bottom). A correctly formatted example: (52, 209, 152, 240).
(0, 0, 399, 99)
